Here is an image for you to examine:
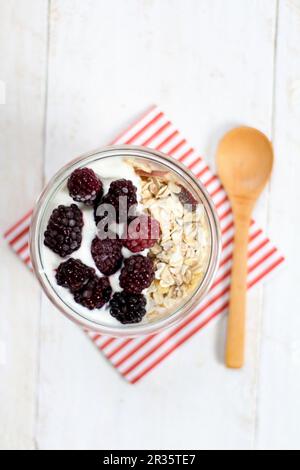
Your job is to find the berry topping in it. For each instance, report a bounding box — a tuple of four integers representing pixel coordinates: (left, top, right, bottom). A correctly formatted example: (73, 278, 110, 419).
(74, 275, 112, 310)
(94, 179, 137, 225)
(119, 255, 155, 294)
(56, 258, 95, 292)
(178, 186, 198, 210)
(107, 178, 138, 208)
(91, 236, 123, 276)
(44, 204, 83, 257)
(122, 215, 161, 253)
(109, 292, 147, 324)
(67, 168, 103, 205)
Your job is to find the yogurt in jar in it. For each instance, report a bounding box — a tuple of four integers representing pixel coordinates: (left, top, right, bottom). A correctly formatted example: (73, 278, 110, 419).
(39, 151, 212, 330)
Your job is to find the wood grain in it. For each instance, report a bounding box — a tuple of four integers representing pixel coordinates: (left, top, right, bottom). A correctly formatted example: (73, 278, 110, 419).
(0, 0, 48, 450)
(255, 0, 300, 450)
(38, 0, 276, 450)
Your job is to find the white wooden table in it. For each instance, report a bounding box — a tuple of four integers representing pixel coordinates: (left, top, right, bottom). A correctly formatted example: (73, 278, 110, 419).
(0, 0, 299, 450)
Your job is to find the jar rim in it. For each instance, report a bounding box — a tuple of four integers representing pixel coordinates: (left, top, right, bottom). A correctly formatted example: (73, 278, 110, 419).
(30, 145, 221, 337)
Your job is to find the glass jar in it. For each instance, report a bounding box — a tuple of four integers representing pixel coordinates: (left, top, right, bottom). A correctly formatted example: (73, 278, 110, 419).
(30, 146, 221, 337)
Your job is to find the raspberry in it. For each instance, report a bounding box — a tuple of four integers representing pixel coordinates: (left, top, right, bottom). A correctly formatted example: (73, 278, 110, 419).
(44, 204, 83, 257)
(56, 258, 95, 292)
(109, 292, 147, 324)
(74, 275, 112, 310)
(67, 168, 103, 205)
(178, 186, 198, 210)
(94, 179, 137, 225)
(119, 255, 155, 294)
(122, 215, 161, 253)
(91, 236, 123, 276)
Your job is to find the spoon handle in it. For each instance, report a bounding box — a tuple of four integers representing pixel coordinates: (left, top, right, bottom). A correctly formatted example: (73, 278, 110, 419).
(226, 204, 252, 368)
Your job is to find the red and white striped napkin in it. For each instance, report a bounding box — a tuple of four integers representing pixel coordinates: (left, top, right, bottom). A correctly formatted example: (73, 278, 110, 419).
(4, 105, 285, 384)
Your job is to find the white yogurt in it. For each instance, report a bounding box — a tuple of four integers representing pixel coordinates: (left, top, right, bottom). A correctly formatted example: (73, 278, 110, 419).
(41, 156, 146, 327)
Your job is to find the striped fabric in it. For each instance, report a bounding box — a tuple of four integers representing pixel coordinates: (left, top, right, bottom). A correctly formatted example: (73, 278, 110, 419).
(4, 105, 285, 384)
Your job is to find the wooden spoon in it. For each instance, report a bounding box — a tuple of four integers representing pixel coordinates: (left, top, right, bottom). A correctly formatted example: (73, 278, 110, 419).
(216, 127, 273, 368)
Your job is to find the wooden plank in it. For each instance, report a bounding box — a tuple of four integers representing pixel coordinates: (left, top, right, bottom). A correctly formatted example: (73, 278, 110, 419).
(255, 0, 300, 450)
(0, 0, 48, 450)
(38, 0, 277, 449)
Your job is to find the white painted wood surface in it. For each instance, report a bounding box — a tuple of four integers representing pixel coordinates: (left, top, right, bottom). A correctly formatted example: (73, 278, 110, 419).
(0, 0, 47, 450)
(0, 0, 299, 450)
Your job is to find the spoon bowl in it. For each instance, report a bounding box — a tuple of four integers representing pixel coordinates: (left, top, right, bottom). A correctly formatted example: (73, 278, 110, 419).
(217, 127, 273, 202)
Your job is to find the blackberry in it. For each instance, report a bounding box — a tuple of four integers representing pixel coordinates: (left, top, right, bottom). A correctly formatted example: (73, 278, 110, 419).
(55, 258, 95, 292)
(122, 215, 161, 253)
(67, 168, 103, 205)
(178, 186, 198, 210)
(74, 275, 112, 310)
(107, 179, 137, 209)
(109, 292, 147, 324)
(119, 255, 155, 294)
(44, 204, 83, 257)
(94, 179, 137, 225)
(91, 236, 123, 276)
